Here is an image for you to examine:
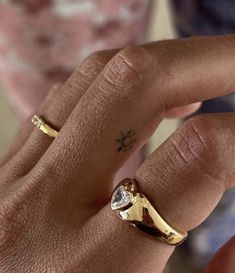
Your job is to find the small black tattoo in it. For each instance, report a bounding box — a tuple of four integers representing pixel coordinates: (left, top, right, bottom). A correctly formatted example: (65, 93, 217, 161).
(116, 130, 137, 152)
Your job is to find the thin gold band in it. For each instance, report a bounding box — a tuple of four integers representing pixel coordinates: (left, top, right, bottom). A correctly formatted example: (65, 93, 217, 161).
(31, 115, 59, 138)
(111, 178, 188, 246)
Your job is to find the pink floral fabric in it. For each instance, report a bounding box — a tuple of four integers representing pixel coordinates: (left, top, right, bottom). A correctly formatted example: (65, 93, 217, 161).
(0, 0, 151, 119)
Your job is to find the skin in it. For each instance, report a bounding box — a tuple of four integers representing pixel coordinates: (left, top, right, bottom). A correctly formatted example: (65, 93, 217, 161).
(0, 35, 235, 273)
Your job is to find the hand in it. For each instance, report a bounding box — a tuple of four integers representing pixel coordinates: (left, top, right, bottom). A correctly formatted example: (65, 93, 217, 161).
(1, 35, 235, 273)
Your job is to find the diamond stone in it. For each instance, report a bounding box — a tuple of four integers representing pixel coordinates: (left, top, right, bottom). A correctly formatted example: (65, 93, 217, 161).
(111, 185, 132, 210)
(31, 115, 44, 128)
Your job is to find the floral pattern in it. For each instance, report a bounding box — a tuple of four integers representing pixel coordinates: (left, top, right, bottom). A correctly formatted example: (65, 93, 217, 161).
(11, 0, 52, 13)
(0, 0, 151, 118)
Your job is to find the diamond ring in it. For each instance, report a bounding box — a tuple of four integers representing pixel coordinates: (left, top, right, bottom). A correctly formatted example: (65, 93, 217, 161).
(31, 115, 59, 138)
(111, 178, 188, 246)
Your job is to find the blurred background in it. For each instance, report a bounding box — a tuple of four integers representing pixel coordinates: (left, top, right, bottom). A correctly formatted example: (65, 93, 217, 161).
(0, 0, 176, 153)
(1, 0, 235, 272)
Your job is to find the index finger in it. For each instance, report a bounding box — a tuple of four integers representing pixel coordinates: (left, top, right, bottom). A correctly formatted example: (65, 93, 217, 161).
(40, 35, 235, 202)
(142, 34, 235, 108)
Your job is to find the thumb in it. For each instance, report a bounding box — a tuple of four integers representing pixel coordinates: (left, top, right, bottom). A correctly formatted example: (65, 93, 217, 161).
(204, 235, 235, 273)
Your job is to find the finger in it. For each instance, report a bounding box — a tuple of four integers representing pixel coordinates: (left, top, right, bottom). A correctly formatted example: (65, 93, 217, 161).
(75, 207, 173, 273)
(43, 35, 235, 203)
(6, 50, 118, 174)
(135, 113, 235, 232)
(146, 35, 235, 108)
(0, 83, 61, 167)
(165, 102, 201, 118)
(83, 113, 235, 273)
(204, 236, 235, 273)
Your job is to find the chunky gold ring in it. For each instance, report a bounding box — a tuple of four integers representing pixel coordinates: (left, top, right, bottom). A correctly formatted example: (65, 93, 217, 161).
(31, 115, 59, 138)
(111, 178, 188, 246)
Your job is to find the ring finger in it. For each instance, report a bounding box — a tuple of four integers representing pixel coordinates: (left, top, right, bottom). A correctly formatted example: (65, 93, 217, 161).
(3, 50, 118, 174)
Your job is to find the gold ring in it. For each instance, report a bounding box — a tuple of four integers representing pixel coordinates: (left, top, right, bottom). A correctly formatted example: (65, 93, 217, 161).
(31, 115, 59, 138)
(111, 178, 188, 246)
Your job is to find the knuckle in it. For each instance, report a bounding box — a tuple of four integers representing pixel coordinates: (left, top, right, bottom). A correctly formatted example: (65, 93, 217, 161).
(84, 50, 108, 71)
(68, 50, 108, 92)
(101, 45, 152, 90)
(117, 45, 151, 79)
(116, 43, 178, 105)
(176, 115, 229, 181)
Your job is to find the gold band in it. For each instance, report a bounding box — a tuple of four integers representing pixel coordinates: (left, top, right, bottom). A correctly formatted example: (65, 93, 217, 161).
(31, 115, 59, 138)
(111, 178, 188, 246)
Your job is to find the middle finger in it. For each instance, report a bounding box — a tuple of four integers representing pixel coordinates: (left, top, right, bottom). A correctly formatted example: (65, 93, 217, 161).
(40, 35, 235, 205)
